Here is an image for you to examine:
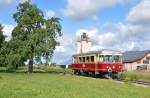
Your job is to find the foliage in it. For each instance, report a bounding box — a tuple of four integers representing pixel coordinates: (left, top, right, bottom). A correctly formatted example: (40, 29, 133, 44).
(119, 71, 150, 82)
(119, 73, 137, 82)
(0, 24, 5, 48)
(63, 68, 74, 75)
(0, 24, 7, 67)
(9, 1, 62, 72)
(0, 73, 150, 98)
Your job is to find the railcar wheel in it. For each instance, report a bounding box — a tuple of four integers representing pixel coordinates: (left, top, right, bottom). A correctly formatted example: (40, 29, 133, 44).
(74, 70, 77, 74)
(77, 70, 81, 75)
(84, 72, 89, 76)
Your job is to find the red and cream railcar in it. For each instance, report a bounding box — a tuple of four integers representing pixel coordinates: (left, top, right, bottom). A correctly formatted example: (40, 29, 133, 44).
(70, 50, 123, 76)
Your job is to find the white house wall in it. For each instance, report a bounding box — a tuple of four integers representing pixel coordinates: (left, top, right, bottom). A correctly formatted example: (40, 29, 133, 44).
(124, 52, 150, 71)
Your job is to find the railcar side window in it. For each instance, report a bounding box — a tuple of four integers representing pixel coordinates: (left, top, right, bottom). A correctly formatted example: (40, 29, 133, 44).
(79, 57, 82, 63)
(86, 56, 90, 63)
(91, 56, 94, 62)
(83, 57, 85, 63)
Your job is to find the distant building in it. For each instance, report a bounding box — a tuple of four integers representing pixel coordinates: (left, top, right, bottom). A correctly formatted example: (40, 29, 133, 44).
(59, 65, 69, 69)
(122, 50, 150, 71)
(77, 33, 92, 54)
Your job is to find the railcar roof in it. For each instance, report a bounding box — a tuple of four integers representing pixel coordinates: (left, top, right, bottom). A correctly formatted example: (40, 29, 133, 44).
(72, 50, 122, 57)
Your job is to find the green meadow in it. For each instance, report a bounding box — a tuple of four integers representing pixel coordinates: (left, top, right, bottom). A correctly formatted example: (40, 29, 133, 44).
(0, 72, 150, 98)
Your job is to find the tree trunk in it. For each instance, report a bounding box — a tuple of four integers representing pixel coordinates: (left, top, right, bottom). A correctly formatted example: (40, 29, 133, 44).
(28, 54, 33, 73)
(28, 46, 34, 73)
(15, 64, 19, 70)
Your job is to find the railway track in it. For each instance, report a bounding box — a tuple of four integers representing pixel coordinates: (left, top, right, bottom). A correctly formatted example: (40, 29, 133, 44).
(115, 79, 150, 86)
(134, 80, 150, 86)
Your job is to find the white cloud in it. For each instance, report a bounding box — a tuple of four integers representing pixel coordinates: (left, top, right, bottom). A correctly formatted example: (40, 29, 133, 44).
(75, 28, 115, 51)
(0, 0, 14, 5)
(2, 24, 14, 41)
(98, 0, 150, 51)
(126, 0, 150, 25)
(92, 15, 99, 21)
(55, 46, 66, 53)
(62, 0, 133, 20)
(100, 22, 150, 51)
(74, 16, 150, 51)
(53, 35, 75, 64)
(46, 10, 55, 18)
(76, 28, 98, 38)
(54, 0, 150, 64)
(53, 23, 150, 64)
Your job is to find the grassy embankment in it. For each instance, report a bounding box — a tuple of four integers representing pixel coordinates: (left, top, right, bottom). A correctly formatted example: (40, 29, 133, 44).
(0, 66, 150, 98)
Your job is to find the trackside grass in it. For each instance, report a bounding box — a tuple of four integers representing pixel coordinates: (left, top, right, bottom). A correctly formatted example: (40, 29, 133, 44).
(0, 73, 150, 98)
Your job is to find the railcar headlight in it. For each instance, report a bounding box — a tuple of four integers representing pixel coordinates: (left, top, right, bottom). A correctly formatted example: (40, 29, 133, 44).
(112, 66, 115, 69)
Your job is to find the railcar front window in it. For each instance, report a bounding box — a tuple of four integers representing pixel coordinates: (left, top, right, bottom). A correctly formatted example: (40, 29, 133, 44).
(103, 55, 113, 62)
(99, 55, 104, 62)
(113, 55, 121, 62)
(104, 56, 108, 62)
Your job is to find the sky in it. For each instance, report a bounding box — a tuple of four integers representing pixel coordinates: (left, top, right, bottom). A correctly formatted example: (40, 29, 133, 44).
(0, 0, 150, 64)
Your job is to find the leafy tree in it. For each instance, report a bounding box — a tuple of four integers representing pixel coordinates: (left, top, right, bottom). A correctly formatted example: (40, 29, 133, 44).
(12, 1, 62, 73)
(0, 24, 6, 67)
(0, 24, 5, 48)
(5, 39, 27, 69)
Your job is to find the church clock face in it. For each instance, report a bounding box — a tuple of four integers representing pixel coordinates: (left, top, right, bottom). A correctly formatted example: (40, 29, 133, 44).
(81, 33, 88, 41)
(83, 34, 86, 39)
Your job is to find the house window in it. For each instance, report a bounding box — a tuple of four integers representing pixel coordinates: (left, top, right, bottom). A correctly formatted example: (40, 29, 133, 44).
(146, 56, 150, 60)
(137, 60, 141, 64)
(143, 60, 149, 64)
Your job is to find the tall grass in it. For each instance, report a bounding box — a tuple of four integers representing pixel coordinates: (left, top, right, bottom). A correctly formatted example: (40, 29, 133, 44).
(0, 73, 150, 98)
(119, 71, 150, 82)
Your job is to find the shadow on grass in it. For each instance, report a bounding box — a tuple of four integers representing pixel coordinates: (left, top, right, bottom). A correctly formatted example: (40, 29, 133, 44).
(0, 68, 67, 74)
(0, 69, 26, 74)
(75, 73, 101, 79)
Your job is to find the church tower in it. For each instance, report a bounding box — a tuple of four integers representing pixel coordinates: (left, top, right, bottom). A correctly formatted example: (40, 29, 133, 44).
(77, 33, 92, 54)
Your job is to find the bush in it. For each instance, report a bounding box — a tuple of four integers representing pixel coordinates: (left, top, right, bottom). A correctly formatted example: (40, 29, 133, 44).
(118, 73, 126, 80)
(63, 69, 73, 75)
(119, 72, 137, 82)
